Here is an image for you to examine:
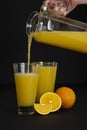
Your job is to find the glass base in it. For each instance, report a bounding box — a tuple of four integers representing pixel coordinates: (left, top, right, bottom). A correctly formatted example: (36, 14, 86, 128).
(18, 106, 35, 115)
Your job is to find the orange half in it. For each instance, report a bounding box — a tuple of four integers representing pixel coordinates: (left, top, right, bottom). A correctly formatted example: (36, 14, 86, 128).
(40, 92, 62, 112)
(34, 103, 52, 115)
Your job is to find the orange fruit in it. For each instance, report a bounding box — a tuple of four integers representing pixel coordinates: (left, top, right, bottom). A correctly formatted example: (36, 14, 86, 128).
(55, 86, 76, 109)
(40, 92, 62, 112)
(34, 103, 52, 115)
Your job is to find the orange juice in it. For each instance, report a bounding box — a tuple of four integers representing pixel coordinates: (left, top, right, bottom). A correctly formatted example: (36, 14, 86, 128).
(34, 31, 87, 53)
(36, 65, 57, 102)
(15, 73, 38, 106)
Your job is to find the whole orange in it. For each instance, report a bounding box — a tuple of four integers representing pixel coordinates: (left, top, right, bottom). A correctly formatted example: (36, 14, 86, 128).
(55, 86, 76, 109)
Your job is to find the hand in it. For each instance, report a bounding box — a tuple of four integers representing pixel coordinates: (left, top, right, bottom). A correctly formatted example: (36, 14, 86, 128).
(44, 0, 79, 16)
(62, 0, 79, 16)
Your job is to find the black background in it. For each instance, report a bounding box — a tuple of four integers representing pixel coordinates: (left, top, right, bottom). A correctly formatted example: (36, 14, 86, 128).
(0, 0, 87, 85)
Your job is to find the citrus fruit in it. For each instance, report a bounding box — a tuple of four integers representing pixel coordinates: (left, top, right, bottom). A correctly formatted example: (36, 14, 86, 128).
(55, 86, 76, 109)
(34, 103, 52, 115)
(40, 92, 62, 112)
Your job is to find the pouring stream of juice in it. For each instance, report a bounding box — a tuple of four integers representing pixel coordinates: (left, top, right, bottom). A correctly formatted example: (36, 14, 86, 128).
(27, 34, 33, 72)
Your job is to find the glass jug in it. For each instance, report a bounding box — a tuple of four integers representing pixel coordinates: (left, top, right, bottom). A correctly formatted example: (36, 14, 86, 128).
(26, 10, 87, 53)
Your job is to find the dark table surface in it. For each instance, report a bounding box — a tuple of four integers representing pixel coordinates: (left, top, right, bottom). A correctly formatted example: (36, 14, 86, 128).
(0, 84, 87, 130)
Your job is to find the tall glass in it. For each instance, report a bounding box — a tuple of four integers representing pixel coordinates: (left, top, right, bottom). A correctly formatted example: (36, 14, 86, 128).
(36, 62, 57, 102)
(13, 63, 39, 115)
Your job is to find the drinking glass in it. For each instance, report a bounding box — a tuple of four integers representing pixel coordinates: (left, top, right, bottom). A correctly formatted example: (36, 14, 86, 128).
(13, 62, 39, 115)
(36, 61, 57, 102)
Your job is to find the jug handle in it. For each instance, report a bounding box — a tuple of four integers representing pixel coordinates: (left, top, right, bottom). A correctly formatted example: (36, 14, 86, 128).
(26, 11, 39, 35)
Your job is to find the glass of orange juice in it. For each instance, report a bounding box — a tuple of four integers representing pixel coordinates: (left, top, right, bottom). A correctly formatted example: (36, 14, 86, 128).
(36, 62, 57, 102)
(13, 63, 39, 115)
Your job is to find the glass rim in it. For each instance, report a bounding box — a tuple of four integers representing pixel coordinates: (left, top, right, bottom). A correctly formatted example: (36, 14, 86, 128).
(13, 62, 58, 67)
(13, 62, 39, 66)
(13, 62, 39, 73)
(33, 61, 58, 66)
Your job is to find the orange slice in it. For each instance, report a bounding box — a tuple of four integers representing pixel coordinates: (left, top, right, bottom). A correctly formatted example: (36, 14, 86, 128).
(34, 103, 52, 115)
(40, 92, 62, 112)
